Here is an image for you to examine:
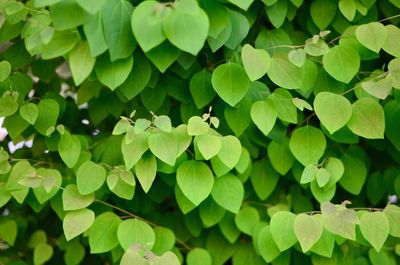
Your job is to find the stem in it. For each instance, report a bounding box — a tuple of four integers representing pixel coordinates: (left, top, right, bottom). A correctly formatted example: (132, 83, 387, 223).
(378, 13, 400, 22)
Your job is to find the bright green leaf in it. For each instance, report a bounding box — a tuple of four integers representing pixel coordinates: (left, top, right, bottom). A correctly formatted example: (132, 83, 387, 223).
(63, 208, 95, 241)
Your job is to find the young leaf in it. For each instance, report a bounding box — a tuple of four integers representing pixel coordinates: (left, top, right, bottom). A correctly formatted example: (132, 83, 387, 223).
(347, 98, 385, 139)
(33, 243, 53, 265)
(187, 116, 210, 136)
(316, 168, 330, 188)
(58, 132, 81, 168)
(241, 44, 271, 81)
(314, 92, 352, 134)
(289, 126, 326, 166)
(211, 173, 244, 213)
(288, 49, 306, 67)
(121, 132, 149, 170)
(211, 63, 251, 107)
(300, 164, 318, 184)
(383, 204, 400, 238)
(117, 219, 155, 250)
(217, 135, 242, 169)
(270, 211, 297, 251)
(177, 160, 214, 206)
(360, 212, 389, 252)
(267, 54, 302, 89)
(294, 214, 323, 252)
(63, 208, 95, 241)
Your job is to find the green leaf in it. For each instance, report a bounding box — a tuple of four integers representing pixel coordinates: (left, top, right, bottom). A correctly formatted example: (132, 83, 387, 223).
(117, 219, 155, 250)
(0, 182, 11, 208)
(382, 25, 400, 57)
(151, 252, 180, 265)
(189, 69, 216, 109)
(148, 131, 178, 166)
(250, 99, 277, 136)
(177, 160, 214, 206)
(88, 212, 121, 253)
(107, 168, 135, 200)
(62, 184, 94, 211)
(288, 49, 306, 67)
(187, 248, 212, 265)
(76, 161, 106, 195)
(294, 214, 323, 252)
(0, 94, 18, 117)
(122, 132, 149, 170)
(76, 0, 106, 14)
(135, 154, 157, 193)
(241, 44, 270, 81)
(145, 41, 181, 73)
(356, 22, 387, 53)
(322, 44, 360, 83)
(339, 0, 356, 21)
(310, 228, 335, 258)
(33, 169, 60, 202)
(211, 63, 251, 107)
(34, 99, 59, 135)
(34, 243, 53, 265)
(360, 212, 389, 252)
(212, 173, 244, 213)
(196, 133, 221, 160)
(234, 206, 260, 235)
(69, 41, 95, 86)
(383, 204, 400, 237)
(131, 1, 167, 52)
(338, 154, 367, 195)
(316, 168, 330, 188)
(101, 0, 136, 61)
(58, 132, 81, 168)
(41, 31, 80, 60)
(267, 54, 302, 89)
(83, 12, 108, 57)
(314, 92, 352, 134)
(289, 126, 326, 166)
(162, 0, 209, 55)
(227, 0, 253, 10)
(152, 227, 175, 255)
(199, 197, 225, 227)
(217, 135, 242, 169)
(95, 54, 133, 90)
(310, 0, 337, 30)
(268, 141, 295, 175)
(265, 0, 288, 28)
(63, 208, 95, 241)
(257, 225, 281, 263)
(187, 116, 210, 136)
(224, 10, 249, 49)
(19, 103, 38, 125)
(0, 60, 11, 81)
(270, 211, 297, 251)
(347, 98, 385, 139)
(0, 220, 17, 246)
(49, 0, 90, 30)
(250, 159, 279, 200)
(270, 88, 297, 123)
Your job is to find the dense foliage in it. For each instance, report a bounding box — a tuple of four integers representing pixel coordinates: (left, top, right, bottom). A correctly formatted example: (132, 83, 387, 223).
(1, 0, 400, 264)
